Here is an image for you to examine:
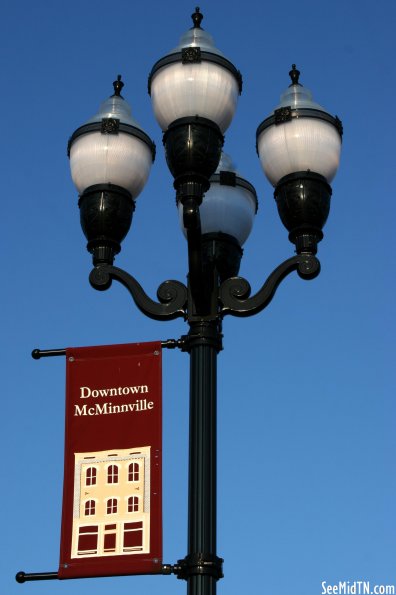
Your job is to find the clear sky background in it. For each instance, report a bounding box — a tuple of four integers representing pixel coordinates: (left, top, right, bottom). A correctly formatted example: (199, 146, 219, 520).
(2, 0, 395, 594)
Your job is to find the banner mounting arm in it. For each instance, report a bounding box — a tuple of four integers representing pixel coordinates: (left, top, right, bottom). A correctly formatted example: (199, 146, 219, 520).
(16, 572, 58, 583)
(31, 339, 185, 360)
(16, 564, 187, 583)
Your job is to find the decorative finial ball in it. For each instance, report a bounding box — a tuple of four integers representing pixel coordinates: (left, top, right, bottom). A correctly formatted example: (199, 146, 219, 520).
(113, 74, 125, 97)
(192, 6, 203, 28)
(289, 64, 301, 86)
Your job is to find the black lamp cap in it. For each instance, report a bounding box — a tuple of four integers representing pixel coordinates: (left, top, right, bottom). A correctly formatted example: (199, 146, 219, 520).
(112, 74, 124, 98)
(191, 7, 203, 28)
(289, 64, 301, 86)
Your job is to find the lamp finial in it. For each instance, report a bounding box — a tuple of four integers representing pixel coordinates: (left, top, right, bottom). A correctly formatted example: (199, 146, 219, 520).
(112, 74, 124, 97)
(192, 7, 203, 28)
(289, 64, 301, 86)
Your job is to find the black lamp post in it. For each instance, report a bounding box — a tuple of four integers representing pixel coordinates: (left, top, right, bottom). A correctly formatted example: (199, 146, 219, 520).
(67, 8, 342, 595)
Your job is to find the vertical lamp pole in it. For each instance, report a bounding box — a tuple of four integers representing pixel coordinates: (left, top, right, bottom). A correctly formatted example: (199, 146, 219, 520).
(67, 8, 342, 595)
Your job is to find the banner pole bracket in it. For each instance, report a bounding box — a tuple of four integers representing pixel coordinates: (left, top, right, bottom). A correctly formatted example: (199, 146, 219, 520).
(16, 571, 58, 583)
(171, 554, 224, 580)
(32, 339, 186, 360)
(161, 338, 185, 349)
(32, 348, 66, 359)
(16, 563, 191, 583)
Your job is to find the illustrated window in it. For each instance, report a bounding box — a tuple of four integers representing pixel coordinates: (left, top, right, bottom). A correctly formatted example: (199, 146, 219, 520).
(123, 521, 143, 552)
(84, 499, 96, 516)
(85, 467, 97, 486)
(127, 495, 139, 512)
(128, 462, 140, 482)
(77, 525, 98, 555)
(103, 524, 117, 553)
(106, 498, 118, 515)
(107, 464, 119, 484)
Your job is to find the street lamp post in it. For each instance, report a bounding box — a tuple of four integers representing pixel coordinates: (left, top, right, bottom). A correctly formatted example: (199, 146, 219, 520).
(67, 8, 342, 595)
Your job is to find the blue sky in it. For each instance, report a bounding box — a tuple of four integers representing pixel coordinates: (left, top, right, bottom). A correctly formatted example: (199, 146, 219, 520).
(2, 1, 395, 594)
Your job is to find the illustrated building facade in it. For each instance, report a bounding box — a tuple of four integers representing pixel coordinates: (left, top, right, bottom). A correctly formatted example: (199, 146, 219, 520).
(71, 446, 151, 558)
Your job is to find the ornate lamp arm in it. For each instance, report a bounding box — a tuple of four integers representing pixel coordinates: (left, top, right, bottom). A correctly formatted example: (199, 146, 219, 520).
(89, 264, 188, 321)
(219, 253, 320, 318)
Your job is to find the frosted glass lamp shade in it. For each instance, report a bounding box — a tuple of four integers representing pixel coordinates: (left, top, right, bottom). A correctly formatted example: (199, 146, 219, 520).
(178, 152, 258, 246)
(68, 77, 155, 200)
(150, 61, 239, 133)
(257, 118, 341, 187)
(198, 183, 256, 245)
(148, 9, 242, 133)
(70, 131, 153, 199)
(256, 65, 342, 187)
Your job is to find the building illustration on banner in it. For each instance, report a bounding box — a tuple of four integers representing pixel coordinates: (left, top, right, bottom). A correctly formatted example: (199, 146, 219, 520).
(71, 446, 151, 558)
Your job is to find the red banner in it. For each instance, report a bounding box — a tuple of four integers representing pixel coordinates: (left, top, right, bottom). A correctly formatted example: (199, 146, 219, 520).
(58, 342, 162, 579)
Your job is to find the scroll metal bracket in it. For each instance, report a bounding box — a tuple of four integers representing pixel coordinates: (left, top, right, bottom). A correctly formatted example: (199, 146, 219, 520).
(89, 264, 188, 322)
(219, 253, 320, 317)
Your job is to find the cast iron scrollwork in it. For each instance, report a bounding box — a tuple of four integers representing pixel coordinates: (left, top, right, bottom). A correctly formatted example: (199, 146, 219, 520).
(89, 264, 188, 321)
(219, 254, 320, 317)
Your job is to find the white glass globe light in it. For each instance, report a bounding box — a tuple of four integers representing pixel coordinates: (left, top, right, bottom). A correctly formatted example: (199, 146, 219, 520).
(256, 65, 342, 187)
(69, 78, 155, 199)
(179, 152, 258, 246)
(149, 9, 242, 133)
